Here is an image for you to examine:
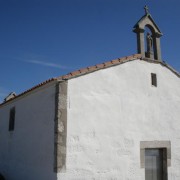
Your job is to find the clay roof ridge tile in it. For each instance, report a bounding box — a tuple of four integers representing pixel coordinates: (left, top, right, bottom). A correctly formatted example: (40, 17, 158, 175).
(126, 55, 133, 60)
(79, 68, 89, 73)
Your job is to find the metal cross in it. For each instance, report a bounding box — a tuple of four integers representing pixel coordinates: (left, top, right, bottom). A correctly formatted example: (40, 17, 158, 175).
(144, 5, 149, 15)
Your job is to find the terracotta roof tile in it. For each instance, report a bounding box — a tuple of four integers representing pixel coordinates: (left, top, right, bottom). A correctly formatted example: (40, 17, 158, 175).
(118, 57, 126, 62)
(96, 63, 105, 68)
(133, 54, 142, 58)
(111, 59, 120, 64)
(70, 70, 81, 76)
(87, 65, 97, 71)
(79, 68, 89, 73)
(61, 74, 71, 79)
(104, 61, 113, 67)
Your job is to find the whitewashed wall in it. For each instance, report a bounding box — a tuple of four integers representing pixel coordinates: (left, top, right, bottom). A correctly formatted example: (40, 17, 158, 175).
(58, 59, 180, 180)
(0, 83, 57, 180)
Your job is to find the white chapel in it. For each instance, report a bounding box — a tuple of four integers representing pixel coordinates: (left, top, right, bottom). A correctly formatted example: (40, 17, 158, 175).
(0, 6, 180, 180)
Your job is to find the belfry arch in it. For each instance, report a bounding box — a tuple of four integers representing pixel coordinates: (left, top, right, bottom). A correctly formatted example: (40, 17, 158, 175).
(133, 6, 163, 61)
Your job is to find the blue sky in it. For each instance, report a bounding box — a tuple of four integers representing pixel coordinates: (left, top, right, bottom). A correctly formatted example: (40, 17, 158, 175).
(0, 0, 180, 102)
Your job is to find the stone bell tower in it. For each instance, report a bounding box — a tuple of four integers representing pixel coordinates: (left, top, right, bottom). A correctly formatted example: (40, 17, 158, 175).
(133, 6, 163, 61)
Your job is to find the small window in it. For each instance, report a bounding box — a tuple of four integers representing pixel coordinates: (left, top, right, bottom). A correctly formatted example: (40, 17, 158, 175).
(151, 73, 157, 87)
(9, 107, 15, 131)
(145, 148, 167, 180)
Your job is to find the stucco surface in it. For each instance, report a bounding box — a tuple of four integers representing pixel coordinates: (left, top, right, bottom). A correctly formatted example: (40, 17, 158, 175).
(0, 84, 57, 180)
(58, 59, 180, 180)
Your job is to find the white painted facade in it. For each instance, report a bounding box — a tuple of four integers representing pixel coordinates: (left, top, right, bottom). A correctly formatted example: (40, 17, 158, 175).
(58, 59, 180, 180)
(0, 82, 57, 180)
(0, 59, 179, 180)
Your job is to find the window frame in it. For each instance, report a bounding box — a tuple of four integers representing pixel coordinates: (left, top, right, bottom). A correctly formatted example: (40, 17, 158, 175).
(145, 148, 167, 180)
(9, 107, 15, 131)
(151, 73, 157, 87)
(140, 141, 171, 180)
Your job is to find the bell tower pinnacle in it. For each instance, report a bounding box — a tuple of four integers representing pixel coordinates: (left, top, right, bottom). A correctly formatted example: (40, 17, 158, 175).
(133, 6, 163, 61)
(144, 5, 149, 15)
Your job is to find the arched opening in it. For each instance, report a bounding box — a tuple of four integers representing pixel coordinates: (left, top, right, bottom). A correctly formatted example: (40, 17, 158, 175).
(133, 8, 162, 61)
(144, 25, 155, 59)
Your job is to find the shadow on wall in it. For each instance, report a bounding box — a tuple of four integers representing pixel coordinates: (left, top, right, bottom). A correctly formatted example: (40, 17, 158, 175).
(0, 174, 5, 180)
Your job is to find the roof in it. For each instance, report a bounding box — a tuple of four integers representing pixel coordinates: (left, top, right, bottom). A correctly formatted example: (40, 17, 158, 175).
(0, 53, 179, 107)
(0, 78, 57, 107)
(61, 54, 142, 80)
